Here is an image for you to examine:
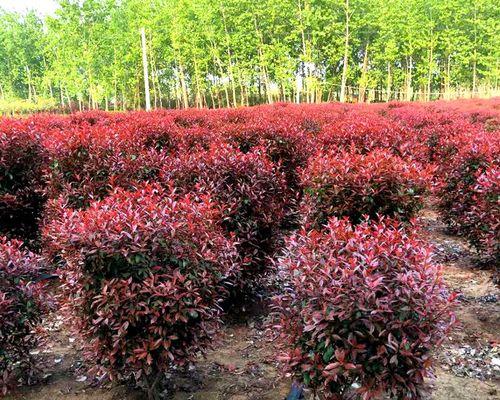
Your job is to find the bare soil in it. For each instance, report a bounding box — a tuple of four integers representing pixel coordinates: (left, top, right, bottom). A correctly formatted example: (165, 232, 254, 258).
(6, 209, 499, 400)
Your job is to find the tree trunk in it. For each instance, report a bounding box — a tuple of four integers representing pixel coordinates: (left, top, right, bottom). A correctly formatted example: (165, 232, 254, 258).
(297, 0, 311, 103)
(114, 80, 118, 111)
(386, 62, 392, 101)
(209, 84, 216, 108)
(217, 90, 222, 108)
(193, 58, 203, 108)
(59, 84, 65, 108)
(152, 68, 158, 109)
(140, 27, 151, 111)
(227, 57, 237, 107)
(65, 88, 71, 111)
(148, 31, 159, 109)
(444, 54, 451, 100)
(339, 0, 350, 103)
(112, 48, 118, 111)
(427, 44, 433, 101)
(25, 65, 33, 101)
(359, 43, 369, 102)
(239, 74, 247, 107)
(152, 50, 164, 109)
(495, 59, 499, 92)
(406, 56, 413, 101)
(472, 57, 477, 96)
(471, 4, 478, 97)
(220, 7, 237, 107)
(156, 72, 164, 109)
(177, 61, 189, 108)
(263, 63, 273, 104)
(253, 17, 273, 104)
(212, 46, 231, 108)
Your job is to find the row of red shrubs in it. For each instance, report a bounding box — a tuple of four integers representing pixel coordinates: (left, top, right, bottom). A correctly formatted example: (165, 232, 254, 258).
(0, 238, 47, 395)
(0, 99, 498, 398)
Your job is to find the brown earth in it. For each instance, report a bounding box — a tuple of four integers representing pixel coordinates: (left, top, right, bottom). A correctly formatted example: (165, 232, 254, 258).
(6, 209, 499, 400)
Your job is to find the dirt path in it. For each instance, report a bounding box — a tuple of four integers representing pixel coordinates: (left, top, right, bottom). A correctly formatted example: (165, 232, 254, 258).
(419, 209, 499, 400)
(7, 209, 500, 400)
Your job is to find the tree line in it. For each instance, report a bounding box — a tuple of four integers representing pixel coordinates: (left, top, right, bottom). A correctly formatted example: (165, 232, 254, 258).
(0, 0, 498, 111)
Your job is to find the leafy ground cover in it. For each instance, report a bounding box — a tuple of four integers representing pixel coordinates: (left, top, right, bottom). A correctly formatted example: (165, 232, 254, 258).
(0, 98, 498, 399)
(5, 206, 499, 400)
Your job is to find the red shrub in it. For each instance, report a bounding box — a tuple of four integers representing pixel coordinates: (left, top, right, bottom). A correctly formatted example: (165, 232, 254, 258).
(437, 132, 499, 255)
(119, 111, 216, 153)
(381, 101, 496, 165)
(318, 111, 406, 155)
(260, 127, 314, 189)
(43, 124, 168, 210)
(300, 149, 432, 229)
(68, 110, 116, 126)
(43, 185, 238, 397)
(0, 119, 48, 242)
(462, 166, 499, 261)
(412, 121, 482, 165)
(273, 217, 456, 399)
(0, 237, 47, 394)
(160, 144, 290, 281)
(219, 108, 316, 188)
(222, 120, 314, 189)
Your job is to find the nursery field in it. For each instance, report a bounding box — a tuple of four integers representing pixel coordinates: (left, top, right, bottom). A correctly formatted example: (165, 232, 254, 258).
(1, 99, 499, 400)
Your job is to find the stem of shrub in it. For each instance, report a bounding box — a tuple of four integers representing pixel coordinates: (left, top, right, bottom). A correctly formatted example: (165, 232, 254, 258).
(146, 371, 162, 400)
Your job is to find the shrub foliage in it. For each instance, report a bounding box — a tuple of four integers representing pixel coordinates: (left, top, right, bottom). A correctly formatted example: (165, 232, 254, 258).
(1, 99, 497, 398)
(0, 237, 47, 394)
(300, 149, 432, 229)
(437, 132, 499, 260)
(273, 218, 456, 400)
(159, 144, 290, 283)
(44, 185, 239, 397)
(0, 120, 47, 242)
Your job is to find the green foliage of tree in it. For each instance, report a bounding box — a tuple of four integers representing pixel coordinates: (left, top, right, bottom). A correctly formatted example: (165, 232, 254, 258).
(0, 0, 498, 111)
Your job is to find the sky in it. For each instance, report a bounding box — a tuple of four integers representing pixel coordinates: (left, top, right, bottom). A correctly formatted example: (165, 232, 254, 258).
(0, 0, 59, 15)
